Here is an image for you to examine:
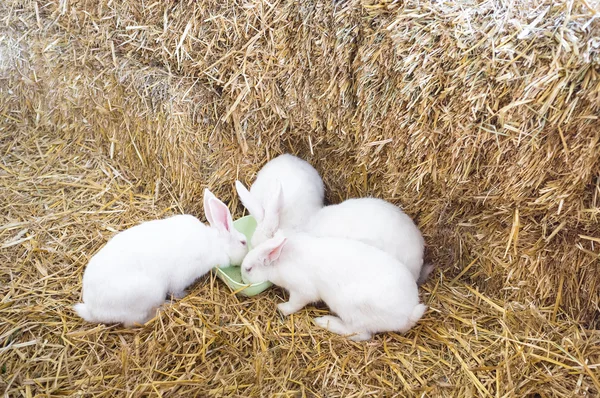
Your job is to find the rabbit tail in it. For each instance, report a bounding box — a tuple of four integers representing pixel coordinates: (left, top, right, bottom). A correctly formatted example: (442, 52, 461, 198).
(410, 303, 427, 323)
(74, 303, 95, 322)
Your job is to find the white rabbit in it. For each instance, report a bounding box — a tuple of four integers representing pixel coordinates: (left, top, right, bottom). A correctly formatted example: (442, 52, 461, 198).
(241, 232, 427, 341)
(235, 154, 324, 247)
(304, 197, 432, 284)
(73, 189, 248, 327)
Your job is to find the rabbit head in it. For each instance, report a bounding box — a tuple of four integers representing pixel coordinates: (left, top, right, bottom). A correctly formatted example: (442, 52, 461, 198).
(240, 234, 287, 284)
(235, 180, 284, 247)
(203, 189, 248, 266)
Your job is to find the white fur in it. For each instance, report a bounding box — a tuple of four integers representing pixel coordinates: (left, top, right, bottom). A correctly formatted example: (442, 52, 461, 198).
(241, 232, 427, 341)
(235, 154, 324, 247)
(74, 189, 248, 326)
(304, 197, 430, 283)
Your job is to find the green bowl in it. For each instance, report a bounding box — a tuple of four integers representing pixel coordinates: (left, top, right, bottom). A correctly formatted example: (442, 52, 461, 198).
(213, 215, 273, 297)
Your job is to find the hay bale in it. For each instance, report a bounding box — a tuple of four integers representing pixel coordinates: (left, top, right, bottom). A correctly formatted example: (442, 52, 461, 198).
(34, 0, 600, 323)
(1, 0, 599, 396)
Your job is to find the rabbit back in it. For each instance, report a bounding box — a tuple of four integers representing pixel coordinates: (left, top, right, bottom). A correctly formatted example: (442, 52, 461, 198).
(77, 215, 223, 325)
(252, 154, 324, 228)
(279, 233, 424, 335)
(307, 198, 425, 281)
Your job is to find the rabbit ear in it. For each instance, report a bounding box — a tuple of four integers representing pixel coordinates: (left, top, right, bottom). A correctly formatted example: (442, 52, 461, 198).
(235, 180, 265, 222)
(260, 235, 287, 264)
(203, 188, 218, 225)
(207, 197, 233, 232)
(265, 180, 284, 216)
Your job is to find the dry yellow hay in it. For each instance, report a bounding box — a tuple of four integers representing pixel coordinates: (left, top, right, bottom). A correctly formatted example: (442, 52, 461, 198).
(1, 0, 599, 396)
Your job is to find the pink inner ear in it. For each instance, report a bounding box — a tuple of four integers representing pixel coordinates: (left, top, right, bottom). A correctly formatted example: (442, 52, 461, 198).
(267, 237, 286, 262)
(268, 247, 279, 261)
(210, 199, 231, 232)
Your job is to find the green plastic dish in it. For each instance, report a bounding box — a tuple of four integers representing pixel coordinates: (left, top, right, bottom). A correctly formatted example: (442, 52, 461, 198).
(213, 215, 273, 297)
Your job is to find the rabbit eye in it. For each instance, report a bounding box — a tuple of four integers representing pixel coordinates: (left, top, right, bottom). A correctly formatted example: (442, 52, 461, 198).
(241, 240, 247, 246)
(245, 266, 253, 272)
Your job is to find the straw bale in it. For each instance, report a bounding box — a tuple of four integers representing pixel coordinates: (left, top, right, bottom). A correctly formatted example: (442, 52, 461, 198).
(1, 0, 599, 396)
(32, 0, 600, 323)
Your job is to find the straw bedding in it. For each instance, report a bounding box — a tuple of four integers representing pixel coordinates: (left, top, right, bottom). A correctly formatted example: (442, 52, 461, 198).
(1, 0, 599, 396)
